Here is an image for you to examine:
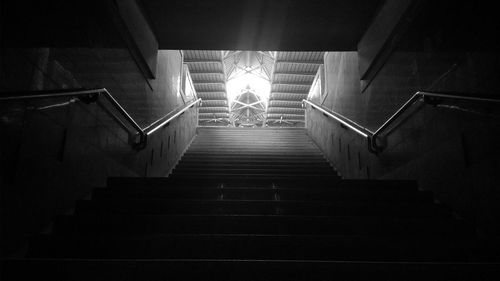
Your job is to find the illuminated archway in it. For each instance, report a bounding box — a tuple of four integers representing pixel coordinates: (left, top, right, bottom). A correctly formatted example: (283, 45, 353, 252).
(223, 51, 274, 127)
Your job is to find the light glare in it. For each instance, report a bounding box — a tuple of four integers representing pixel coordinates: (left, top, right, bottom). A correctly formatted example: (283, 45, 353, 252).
(227, 73, 270, 107)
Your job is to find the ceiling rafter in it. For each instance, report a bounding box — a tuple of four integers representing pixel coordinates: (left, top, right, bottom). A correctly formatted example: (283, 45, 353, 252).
(185, 51, 323, 127)
(274, 72, 316, 76)
(267, 52, 324, 126)
(184, 51, 229, 124)
(184, 59, 222, 63)
(232, 100, 265, 111)
(275, 60, 323, 65)
(190, 71, 225, 75)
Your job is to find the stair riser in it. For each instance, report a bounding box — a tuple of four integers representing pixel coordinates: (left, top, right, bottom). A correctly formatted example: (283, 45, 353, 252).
(24, 127, 480, 272)
(30, 236, 477, 261)
(77, 201, 447, 218)
(6, 259, 499, 281)
(93, 189, 433, 203)
(175, 164, 331, 167)
(173, 168, 333, 173)
(168, 174, 341, 179)
(69, 214, 471, 237)
(105, 178, 417, 191)
(184, 150, 322, 155)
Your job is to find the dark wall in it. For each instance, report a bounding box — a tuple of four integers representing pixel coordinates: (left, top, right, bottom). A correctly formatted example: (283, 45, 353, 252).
(0, 48, 198, 256)
(306, 1, 500, 235)
(1, 0, 383, 51)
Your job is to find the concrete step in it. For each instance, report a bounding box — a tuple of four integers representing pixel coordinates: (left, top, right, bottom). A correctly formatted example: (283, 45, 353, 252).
(65, 213, 473, 237)
(176, 158, 331, 164)
(172, 168, 336, 175)
(93, 187, 432, 202)
(106, 177, 418, 191)
(28, 233, 491, 261)
(189, 141, 316, 146)
(175, 162, 331, 167)
(5, 258, 500, 281)
(188, 144, 318, 149)
(13, 117, 496, 280)
(180, 154, 328, 161)
(76, 199, 449, 218)
(182, 149, 322, 155)
(167, 173, 341, 180)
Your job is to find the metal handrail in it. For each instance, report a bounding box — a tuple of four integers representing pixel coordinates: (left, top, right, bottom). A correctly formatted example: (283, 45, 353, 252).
(304, 91, 500, 153)
(372, 91, 500, 144)
(143, 98, 202, 136)
(0, 88, 201, 150)
(0, 88, 105, 101)
(303, 99, 376, 153)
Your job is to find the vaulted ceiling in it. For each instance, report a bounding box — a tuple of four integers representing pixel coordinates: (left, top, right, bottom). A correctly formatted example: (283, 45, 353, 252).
(268, 52, 323, 127)
(231, 89, 267, 127)
(184, 50, 324, 127)
(183, 51, 229, 126)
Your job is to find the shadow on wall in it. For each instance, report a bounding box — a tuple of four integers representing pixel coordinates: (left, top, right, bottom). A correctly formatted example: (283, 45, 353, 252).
(0, 48, 198, 256)
(306, 48, 500, 234)
(306, 2, 500, 235)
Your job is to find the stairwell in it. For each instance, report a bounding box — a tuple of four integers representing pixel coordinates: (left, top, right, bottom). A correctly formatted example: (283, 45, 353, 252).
(4, 127, 500, 280)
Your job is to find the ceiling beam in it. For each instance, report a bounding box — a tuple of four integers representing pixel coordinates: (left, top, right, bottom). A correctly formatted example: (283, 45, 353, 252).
(190, 71, 225, 75)
(193, 81, 226, 85)
(232, 100, 264, 111)
(267, 107, 305, 111)
(223, 51, 242, 60)
(199, 113, 230, 117)
(203, 99, 227, 107)
(267, 119, 306, 123)
(198, 106, 229, 110)
(267, 114, 305, 119)
(269, 100, 303, 104)
(275, 60, 323, 65)
(270, 92, 308, 95)
(273, 72, 316, 76)
(197, 91, 226, 94)
(272, 82, 312, 86)
(198, 118, 230, 123)
(184, 59, 222, 63)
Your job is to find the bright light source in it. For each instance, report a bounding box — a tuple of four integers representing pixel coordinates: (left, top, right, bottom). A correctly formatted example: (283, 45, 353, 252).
(227, 73, 270, 107)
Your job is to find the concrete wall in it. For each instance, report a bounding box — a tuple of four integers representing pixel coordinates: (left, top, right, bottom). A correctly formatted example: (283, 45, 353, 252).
(306, 2, 500, 235)
(0, 48, 198, 255)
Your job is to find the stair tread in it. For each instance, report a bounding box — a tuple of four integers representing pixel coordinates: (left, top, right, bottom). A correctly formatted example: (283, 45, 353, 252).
(22, 127, 490, 278)
(29, 233, 495, 261)
(6, 258, 500, 281)
(76, 199, 449, 217)
(65, 213, 473, 237)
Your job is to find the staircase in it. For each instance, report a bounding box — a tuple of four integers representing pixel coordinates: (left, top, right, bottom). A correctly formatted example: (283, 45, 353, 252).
(4, 127, 499, 280)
